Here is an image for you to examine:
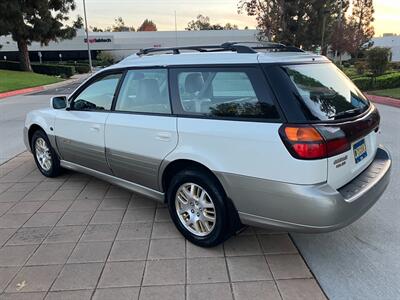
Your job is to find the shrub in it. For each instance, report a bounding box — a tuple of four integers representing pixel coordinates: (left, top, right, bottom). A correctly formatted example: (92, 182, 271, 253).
(0, 61, 22, 71)
(389, 62, 400, 70)
(97, 51, 114, 66)
(32, 64, 75, 78)
(342, 61, 351, 68)
(353, 77, 373, 90)
(353, 72, 400, 91)
(373, 72, 400, 90)
(366, 47, 391, 77)
(74, 64, 91, 74)
(0, 61, 75, 77)
(354, 61, 367, 75)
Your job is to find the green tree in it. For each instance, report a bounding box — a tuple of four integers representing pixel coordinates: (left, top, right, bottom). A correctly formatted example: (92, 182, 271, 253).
(137, 19, 157, 31)
(186, 14, 213, 30)
(346, 0, 375, 58)
(238, 0, 349, 51)
(186, 14, 239, 31)
(91, 26, 104, 32)
(224, 23, 239, 30)
(0, 0, 82, 71)
(112, 17, 135, 32)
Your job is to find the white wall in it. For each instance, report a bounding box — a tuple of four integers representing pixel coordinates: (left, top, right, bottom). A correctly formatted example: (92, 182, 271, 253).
(372, 36, 400, 62)
(0, 29, 259, 60)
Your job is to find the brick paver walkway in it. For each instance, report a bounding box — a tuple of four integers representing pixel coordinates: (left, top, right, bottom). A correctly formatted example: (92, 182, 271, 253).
(0, 152, 326, 300)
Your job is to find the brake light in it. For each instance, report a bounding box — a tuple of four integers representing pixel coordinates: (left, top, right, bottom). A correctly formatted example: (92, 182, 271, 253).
(279, 125, 350, 160)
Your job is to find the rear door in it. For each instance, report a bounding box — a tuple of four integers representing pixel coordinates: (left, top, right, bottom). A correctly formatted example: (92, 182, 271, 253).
(105, 68, 177, 191)
(55, 72, 122, 174)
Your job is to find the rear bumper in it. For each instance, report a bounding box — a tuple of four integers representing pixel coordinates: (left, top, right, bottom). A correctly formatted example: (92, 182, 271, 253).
(218, 146, 391, 232)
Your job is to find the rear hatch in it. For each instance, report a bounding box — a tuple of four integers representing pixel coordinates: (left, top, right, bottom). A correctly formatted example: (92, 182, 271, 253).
(264, 62, 380, 189)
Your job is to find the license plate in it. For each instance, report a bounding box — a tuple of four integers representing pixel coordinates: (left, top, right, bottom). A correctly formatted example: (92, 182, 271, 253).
(353, 139, 367, 164)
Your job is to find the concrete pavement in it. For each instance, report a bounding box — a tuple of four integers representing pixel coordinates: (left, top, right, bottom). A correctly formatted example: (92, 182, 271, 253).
(0, 78, 86, 165)
(292, 103, 400, 300)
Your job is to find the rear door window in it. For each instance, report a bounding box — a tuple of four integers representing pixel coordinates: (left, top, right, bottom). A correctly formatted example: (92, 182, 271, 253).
(172, 67, 281, 120)
(281, 63, 369, 121)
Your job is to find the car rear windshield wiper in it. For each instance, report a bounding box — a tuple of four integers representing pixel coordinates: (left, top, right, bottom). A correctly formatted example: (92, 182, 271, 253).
(330, 107, 365, 120)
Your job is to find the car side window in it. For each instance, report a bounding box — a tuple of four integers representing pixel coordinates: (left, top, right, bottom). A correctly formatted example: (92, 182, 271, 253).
(115, 69, 171, 114)
(71, 73, 122, 111)
(175, 68, 280, 120)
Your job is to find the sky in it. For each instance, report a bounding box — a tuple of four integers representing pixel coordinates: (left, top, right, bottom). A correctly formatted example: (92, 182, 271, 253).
(73, 0, 400, 36)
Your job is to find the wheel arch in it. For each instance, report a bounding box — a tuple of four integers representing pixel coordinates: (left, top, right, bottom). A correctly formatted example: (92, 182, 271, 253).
(27, 124, 45, 150)
(160, 158, 243, 233)
(161, 159, 223, 194)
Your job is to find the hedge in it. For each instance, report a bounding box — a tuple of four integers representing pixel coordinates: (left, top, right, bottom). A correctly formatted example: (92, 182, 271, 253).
(0, 61, 75, 77)
(0, 61, 22, 71)
(32, 64, 75, 78)
(353, 72, 400, 91)
(74, 64, 91, 74)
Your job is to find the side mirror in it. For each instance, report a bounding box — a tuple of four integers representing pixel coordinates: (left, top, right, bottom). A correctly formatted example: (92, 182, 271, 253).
(51, 96, 67, 109)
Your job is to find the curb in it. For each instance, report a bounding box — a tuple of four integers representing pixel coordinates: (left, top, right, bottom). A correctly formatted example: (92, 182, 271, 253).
(0, 86, 45, 99)
(366, 94, 400, 108)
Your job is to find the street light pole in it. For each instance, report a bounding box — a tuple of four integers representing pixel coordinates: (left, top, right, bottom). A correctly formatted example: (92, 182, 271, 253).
(83, 0, 93, 72)
(335, 0, 343, 62)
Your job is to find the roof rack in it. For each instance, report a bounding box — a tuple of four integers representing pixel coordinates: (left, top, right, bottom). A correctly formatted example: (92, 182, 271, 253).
(137, 42, 304, 56)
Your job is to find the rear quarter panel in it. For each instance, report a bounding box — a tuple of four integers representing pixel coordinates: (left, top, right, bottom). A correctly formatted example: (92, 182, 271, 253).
(167, 118, 328, 184)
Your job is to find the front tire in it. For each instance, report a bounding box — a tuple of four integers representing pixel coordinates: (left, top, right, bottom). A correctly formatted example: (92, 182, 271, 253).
(31, 130, 61, 178)
(167, 169, 231, 247)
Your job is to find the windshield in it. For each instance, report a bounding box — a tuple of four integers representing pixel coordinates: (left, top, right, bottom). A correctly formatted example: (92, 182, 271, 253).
(282, 63, 369, 121)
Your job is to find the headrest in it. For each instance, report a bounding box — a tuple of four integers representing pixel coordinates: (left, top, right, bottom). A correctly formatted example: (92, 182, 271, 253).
(137, 79, 161, 103)
(185, 73, 204, 94)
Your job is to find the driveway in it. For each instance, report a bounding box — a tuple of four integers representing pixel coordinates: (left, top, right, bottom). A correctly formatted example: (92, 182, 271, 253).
(292, 103, 400, 300)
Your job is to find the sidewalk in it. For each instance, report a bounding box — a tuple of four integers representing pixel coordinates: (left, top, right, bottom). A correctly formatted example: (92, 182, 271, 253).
(0, 74, 90, 100)
(366, 94, 400, 108)
(0, 152, 326, 300)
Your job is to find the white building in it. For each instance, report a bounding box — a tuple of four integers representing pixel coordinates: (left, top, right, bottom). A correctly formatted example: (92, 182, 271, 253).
(0, 29, 259, 62)
(372, 35, 400, 62)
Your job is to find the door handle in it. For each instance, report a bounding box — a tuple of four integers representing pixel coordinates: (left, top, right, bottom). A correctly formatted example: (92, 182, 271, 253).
(90, 125, 101, 132)
(156, 132, 172, 141)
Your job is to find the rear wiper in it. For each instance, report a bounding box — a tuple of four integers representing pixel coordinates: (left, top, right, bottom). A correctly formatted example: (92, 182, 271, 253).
(330, 107, 365, 120)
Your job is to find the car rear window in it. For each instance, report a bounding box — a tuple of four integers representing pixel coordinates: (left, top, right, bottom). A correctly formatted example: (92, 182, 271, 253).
(172, 67, 281, 121)
(282, 63, 369, 121)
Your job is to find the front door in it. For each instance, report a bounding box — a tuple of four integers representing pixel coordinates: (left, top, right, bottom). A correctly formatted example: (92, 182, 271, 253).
(105, 69, 178, 190)
(55, 73, 123, 174)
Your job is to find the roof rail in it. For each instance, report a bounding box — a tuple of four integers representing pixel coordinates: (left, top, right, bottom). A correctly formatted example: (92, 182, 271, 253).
(137, 42, 304, 56)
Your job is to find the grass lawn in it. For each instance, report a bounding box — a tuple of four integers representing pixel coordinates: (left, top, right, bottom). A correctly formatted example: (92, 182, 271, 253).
(0, 70, 63, 93)
(369, 88, 400, 100)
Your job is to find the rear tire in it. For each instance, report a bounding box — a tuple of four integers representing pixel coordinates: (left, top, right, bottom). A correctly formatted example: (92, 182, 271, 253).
(31, 130, 62, 178)
(166, 169, 231, 247)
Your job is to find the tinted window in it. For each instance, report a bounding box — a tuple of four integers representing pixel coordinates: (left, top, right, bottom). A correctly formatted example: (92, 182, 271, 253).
(282, 63, 369, 121)
(115, 69, 170, 114)
(176, 68, 279, 120)
(72, 74, 121, 111)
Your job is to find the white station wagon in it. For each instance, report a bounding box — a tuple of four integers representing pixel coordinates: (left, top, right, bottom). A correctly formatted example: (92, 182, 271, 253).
(24, 43, 391, 247)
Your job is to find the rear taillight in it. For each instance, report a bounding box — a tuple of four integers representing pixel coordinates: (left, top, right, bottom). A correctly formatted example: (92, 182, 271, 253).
(279, 125, 350, 160)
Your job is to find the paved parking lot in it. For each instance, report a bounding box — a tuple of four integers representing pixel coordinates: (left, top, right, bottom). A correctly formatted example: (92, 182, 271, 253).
(0, 152, 326, 300)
